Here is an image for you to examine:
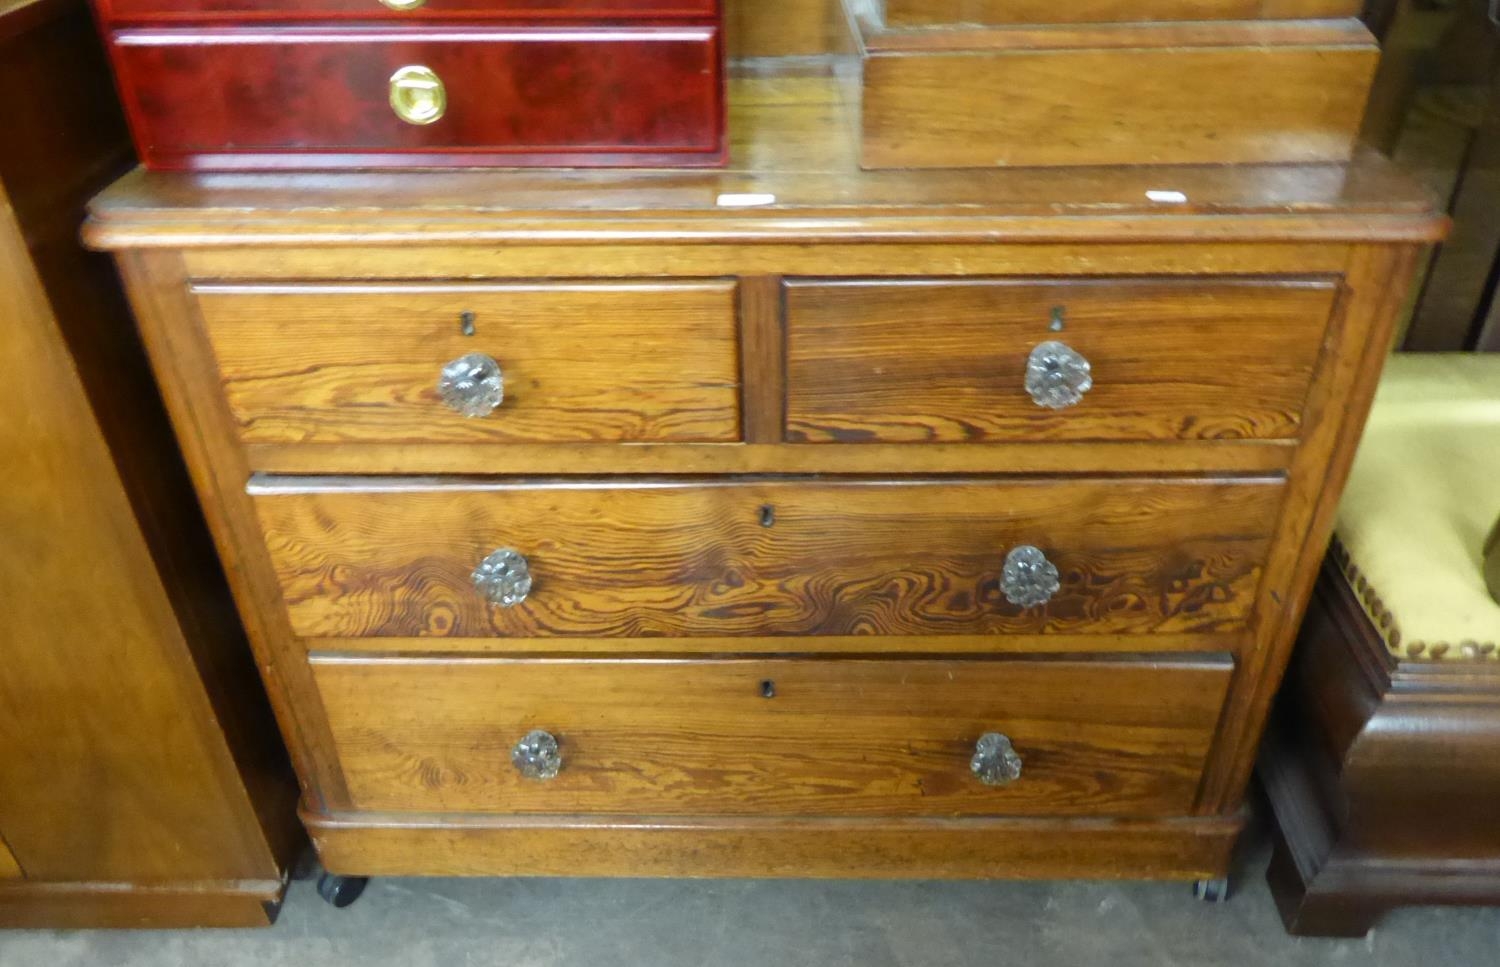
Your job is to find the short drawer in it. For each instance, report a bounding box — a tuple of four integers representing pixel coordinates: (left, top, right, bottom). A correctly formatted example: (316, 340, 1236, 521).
(313, 655, 1232, 816)
(784, 278, 1337, 444)
(196, 281, 741, 445)
(102, 0, 718, 22)
(109, 26, 723, 167)
(253, 476, 1284, 639)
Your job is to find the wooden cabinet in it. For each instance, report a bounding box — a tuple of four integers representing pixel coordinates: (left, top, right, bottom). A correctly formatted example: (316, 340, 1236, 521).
(0, 0, 299, 929)
(86, 70, 1442, 886)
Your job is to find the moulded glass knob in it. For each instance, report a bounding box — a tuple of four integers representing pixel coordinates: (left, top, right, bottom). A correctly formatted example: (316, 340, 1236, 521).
(1025, 340, 1092, 409)
(1000, 545, 1060, 608)
(512, 729, 561, 780)
(438, 352, 504, 417)
(971, 732, 1023, 786)
(472, 548, 532, 607)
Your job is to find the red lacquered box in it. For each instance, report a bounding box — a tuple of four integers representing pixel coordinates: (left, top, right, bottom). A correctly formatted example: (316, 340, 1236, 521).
(92, 0, 725, 170)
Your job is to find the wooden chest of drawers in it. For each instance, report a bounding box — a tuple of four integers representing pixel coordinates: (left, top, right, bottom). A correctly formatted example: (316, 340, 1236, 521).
(92, 0, 726, 169)
(87, 72, 1443, 886)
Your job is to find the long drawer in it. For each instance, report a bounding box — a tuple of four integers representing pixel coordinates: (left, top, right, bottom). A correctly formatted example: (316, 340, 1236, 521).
(785, 277, 1337, 444)
(253, 476, 1284, 639)
(108, 26, 725, 168)
(313, 655, 1232, 816)
(103, 0, 719, 21)
(195, 281, 742, 445)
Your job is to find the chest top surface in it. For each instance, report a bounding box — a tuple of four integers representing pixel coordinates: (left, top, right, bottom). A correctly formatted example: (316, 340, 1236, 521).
(84, 69, 1445, 249)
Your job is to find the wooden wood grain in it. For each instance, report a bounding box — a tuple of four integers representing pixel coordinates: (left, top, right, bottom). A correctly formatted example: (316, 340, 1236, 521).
(178, 243, 1360, 281)
(858, 16, 1378, 56)
(307, 810, 1243, 880)
(312, 655, 1231, 817)
(195, 281, 741, 446)
(114, 248, 354, 809)
(859, 20, 1378, 168)
(736, 275, 785, 444)
(1197, 245, 1422, 812)
(1261, 563, 1500, 936)
(0, 880, 281, 928)
(0, 254, 285, 874)
(311, 630, 1245, 656)
(254, 477, 1284, 639)
(0, 0, 298, 917)
(879, 0, 1359, 26)
(726, 0, 836, 56)
(243, 440, 1297, 477)
(85, 62, 1441, 884)
(82, 76, 1445, 252)
(785, 278, 1336, 443)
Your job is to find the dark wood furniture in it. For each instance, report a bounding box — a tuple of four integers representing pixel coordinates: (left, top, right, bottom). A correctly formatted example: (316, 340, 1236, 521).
(91, 0, 727, 169)
(1361, 0, 1500, 351)
(84, 61, 1443, 895)
(1260, 353, 1500, 936)
(0, 0, 300, 928)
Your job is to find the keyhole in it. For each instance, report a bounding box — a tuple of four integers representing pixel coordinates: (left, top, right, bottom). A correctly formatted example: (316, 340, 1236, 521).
(1049, 306, 1066, 332)
(760, 680, 776, 699)
(460, 310, 476, 336)
(759, 505, 776, 527)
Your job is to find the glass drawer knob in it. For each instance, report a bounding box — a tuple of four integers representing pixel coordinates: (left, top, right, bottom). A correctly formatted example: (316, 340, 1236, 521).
(1025, 340, 1092, 409)
(438, 352, 504, 418)
(971, 732, 1023, 786)
(472, 548, 531, 607)
(512, 729, 561, 781)
(1000, 545, 1060, 608)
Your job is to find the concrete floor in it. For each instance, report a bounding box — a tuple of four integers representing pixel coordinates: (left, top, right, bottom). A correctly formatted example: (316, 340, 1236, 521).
(3, 837, 1498, 967)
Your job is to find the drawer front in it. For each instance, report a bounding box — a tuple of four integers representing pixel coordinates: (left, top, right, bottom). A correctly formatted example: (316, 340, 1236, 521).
(255, 477, 1284, 639)
(881, 0, 1359, 27)
(314, 655, 1232, 816)
(196, 281, 741, 445)
(785, 278, 1336, 444)
(103, 0, 718, 22)
(110, 27, 723, 163)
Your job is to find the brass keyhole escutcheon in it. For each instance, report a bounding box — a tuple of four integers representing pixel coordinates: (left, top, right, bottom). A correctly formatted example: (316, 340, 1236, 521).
(379, 0, 427, 8)
(389, 65, 447, 126)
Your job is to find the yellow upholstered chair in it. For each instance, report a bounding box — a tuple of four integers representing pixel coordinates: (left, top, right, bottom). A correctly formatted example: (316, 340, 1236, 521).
(1335, 354, 1500, 661)
(1261, 352, 1500, 936)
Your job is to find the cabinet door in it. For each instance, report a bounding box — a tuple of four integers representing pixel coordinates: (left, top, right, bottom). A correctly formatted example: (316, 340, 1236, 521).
(0, 198, 277, 884)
